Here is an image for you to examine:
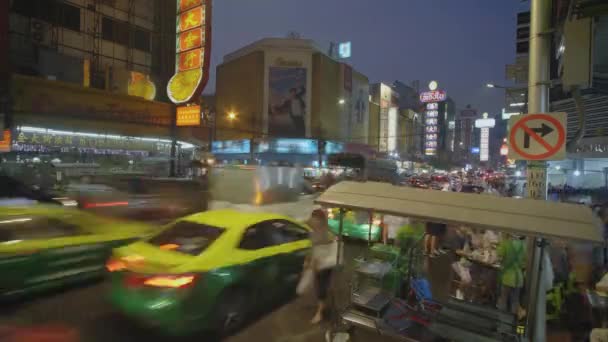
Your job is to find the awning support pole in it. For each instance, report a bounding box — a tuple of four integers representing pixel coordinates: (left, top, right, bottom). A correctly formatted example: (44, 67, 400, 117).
(368, 211, 373, 246)
(524, 238, 546, 340)
(338, 208, 345, 265)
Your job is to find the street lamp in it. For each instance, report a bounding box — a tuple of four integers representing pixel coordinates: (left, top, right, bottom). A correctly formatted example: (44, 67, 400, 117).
(338, 98, 346, 105)
(486, 83, 496, 88)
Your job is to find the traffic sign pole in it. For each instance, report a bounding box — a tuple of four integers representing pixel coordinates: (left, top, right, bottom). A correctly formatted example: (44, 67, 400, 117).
(523, 0, 552, 341)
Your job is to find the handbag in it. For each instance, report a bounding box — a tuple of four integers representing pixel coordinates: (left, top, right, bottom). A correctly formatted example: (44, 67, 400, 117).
(296, 267, 314, 295)
(313, 240, 340, 270)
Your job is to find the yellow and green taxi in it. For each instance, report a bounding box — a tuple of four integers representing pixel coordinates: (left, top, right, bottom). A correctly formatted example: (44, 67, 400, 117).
(0, 203, 153, 300)
(108, 209, 312, 336)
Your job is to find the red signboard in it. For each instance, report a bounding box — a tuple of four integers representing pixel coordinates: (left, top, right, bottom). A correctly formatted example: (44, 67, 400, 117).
(178, 28, 203, 52)
(179, 0, 203, 12)
(167, 0, 212, 104)
(178, 7, 204, 32)
(419, 90, 447, 103)
(178, 49, 202, 71)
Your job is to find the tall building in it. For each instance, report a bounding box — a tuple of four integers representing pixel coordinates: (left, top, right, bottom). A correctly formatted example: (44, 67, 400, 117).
(392, 80, 424, 157)
(369, 83, 399, 153)
(2, 0, 195, 176)
(504, 11, 530, 112)
(213, 37, 371, 165)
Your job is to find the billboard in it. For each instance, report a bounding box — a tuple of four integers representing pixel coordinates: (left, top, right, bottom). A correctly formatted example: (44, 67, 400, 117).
(349, 73, 369, 144)
(268, 67, 307, 138)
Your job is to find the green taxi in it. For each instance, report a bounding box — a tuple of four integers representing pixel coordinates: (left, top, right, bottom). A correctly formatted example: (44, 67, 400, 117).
(108, 209, 311, 336)
(0, 203, 153, 300)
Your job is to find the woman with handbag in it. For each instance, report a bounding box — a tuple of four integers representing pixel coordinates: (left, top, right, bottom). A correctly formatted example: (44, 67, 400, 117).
(304, 208, 338, 324)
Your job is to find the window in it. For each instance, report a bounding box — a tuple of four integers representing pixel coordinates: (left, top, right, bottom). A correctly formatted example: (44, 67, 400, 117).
(58, 3, 81, 32)
(102, 17, 150, 51)
(148, 221, 224, 256)
(134, 28, 151, 52)
(102, 17, 129, 46)
(11, 0, 80, 31)
(239, 220, 309, 250)
(516, 27, 529, 40)
(516, 41, 529, 55)
(239, 221, 285, 250)
(0, 216, 83, 242)
(273, 220, 310, 243)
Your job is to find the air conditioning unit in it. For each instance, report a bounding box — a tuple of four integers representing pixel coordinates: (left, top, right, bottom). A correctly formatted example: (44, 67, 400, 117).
(30, 19, 50, 46)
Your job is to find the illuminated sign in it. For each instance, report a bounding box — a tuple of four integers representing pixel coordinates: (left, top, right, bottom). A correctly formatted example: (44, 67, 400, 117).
(128, 71, 156, 100)
(272, 139, 318, 154)
(423, 84, 445, 155)
(480, 127, 490, 161)
(212, 139, 250, 154)
(167, 0, 212, 104)
(0, 130, 10, 152)
(325, 141, 344, 154)
(338, 41, 351, 59)
(471, 147, 480, 154)
(420, 90, 447, 103)
(475, 113, 496, 128)
(500, 143, 509, 156)
(176, 105, 201, 126)
(502, 108, 520, 120)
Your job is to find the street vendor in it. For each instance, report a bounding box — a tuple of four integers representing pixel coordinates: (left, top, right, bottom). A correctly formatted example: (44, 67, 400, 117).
(497, 234, 526, 318)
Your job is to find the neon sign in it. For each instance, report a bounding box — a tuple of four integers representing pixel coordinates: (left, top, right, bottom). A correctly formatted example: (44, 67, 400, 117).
(167, 0, 212, 104)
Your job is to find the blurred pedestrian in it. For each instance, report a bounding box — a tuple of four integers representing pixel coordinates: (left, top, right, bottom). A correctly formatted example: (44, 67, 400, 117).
(306, 208, 338, 324)
(497, 234, 526, 317)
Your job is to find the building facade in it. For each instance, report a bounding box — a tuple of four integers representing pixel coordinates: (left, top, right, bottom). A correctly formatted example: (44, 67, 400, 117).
(1, 0, 198, 176)
(213, 37, 371, 166)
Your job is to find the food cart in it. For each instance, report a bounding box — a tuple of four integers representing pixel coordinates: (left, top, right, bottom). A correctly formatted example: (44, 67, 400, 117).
(315, 181, 603, 342)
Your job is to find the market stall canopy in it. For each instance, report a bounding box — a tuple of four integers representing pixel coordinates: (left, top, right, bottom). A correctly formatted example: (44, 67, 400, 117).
(315, 181, 603, 243)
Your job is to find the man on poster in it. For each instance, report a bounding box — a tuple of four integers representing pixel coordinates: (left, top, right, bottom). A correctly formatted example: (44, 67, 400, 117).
(274, 86, 306, 137)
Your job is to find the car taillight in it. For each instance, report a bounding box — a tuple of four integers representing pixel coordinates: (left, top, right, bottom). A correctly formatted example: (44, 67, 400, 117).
(125, 274, 197, 289)
(106, 258, 126, 272)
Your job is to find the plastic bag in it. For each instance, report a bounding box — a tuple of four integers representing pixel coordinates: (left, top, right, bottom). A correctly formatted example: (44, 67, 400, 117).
(296, 268, 314, 295)
(452, 261, 472, 284)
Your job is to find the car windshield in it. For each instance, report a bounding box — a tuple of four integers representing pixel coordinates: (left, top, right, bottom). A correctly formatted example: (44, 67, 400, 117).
(148, 221, 225, 256)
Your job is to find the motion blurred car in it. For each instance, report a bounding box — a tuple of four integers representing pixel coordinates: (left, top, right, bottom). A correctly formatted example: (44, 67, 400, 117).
(107, 209, 312, 336)
(0, 203, 153, 300)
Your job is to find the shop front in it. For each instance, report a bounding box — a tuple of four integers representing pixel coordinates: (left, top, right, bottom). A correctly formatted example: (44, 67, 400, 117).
(1, 74, 202, 186)
(211, 138, 350, 168)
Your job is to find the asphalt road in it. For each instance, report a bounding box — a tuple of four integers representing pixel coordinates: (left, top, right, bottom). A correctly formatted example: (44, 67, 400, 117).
(0, 242, 392, 342)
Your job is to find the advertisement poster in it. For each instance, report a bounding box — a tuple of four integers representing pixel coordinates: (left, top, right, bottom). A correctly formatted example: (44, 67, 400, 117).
(268, 67, 307, 138)
(349, 75, 369, 144)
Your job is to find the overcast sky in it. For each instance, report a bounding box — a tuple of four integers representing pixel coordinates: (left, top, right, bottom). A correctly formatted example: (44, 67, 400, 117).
(206, 0, 527, 117)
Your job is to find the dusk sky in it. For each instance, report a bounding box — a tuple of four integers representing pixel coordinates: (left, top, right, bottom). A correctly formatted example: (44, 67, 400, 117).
(208, 0, 528, 117)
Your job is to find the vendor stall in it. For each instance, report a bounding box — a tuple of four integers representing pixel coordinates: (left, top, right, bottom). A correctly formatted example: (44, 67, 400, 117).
(315, 181, 603, 342)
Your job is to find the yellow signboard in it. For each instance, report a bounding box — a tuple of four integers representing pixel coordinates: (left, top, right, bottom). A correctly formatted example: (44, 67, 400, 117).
(176, 105, 201, 126)
(167, 0, 212, 104)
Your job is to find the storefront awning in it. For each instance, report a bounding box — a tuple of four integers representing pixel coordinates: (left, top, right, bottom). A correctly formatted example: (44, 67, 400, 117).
(315, 181, 603, 243)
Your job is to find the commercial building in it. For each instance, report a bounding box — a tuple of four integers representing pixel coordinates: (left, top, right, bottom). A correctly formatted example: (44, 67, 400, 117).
(213, 37, 371, 166)
(392, 80, 424, 157)
(2, 0, 199, 176)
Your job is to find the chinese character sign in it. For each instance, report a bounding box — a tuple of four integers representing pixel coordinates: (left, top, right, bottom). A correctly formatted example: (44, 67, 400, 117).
(167, 0, 212, 104)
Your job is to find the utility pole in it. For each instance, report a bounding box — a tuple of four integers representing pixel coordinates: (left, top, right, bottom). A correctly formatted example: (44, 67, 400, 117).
(523, 0, 552, 340)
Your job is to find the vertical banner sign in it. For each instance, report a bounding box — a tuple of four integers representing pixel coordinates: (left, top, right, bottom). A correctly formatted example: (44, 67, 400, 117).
(475, 113, 495, 162)
(420, 82, 445, 156)
(527, 164, 547, 200)
(167, 0, 213, 104)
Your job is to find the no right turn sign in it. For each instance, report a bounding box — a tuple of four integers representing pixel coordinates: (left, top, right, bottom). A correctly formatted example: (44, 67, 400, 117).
(508, 113, 567, 161)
